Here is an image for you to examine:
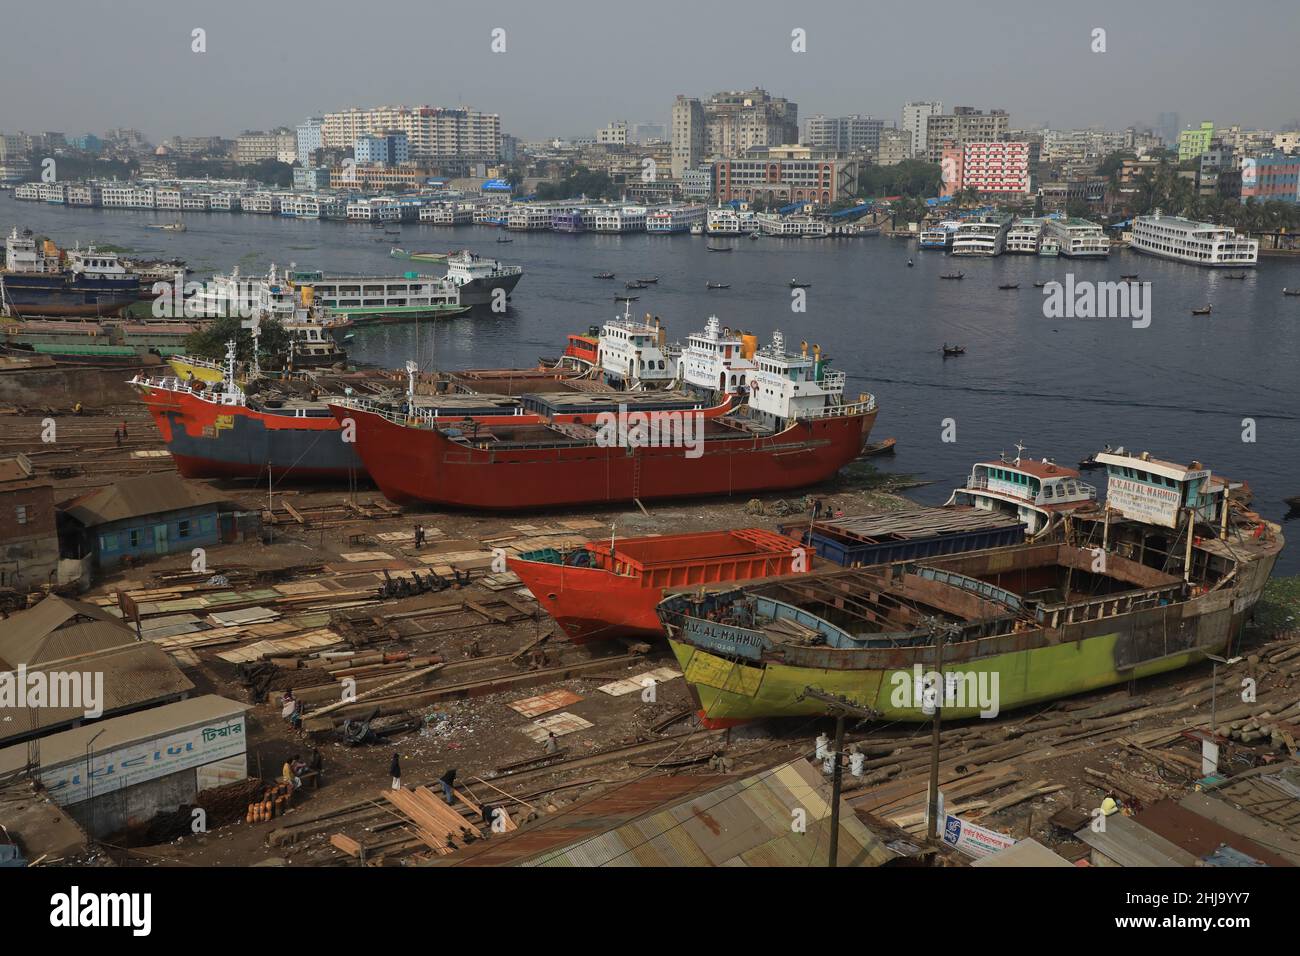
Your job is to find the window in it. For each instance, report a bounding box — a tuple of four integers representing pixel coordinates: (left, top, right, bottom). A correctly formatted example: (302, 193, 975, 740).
(178, 519, 191, 538)
(129, 529, 141, 548)
(14, 505, 27, 525)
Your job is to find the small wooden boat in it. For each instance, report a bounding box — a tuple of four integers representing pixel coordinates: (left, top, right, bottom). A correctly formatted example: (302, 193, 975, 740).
(1286, 495, 1300, 511)
(941, 272, 964, 280)
(706, 282, 730, 290)
(859, 437, 897, 458)
(638, 276, 659, 284)
(707, 246, 732, 252)
(1223, 272, 1247, 279)
(1191, 305, 1213, 315)
(496, 237, 514, 243)
(749, 234, 760, 240)
(1283, 288, 1300, 297)
(789, 279, 812, 289)
(1033, 281, 1048, 288)
(593, 272, 615, 279)
(941, 344, 966, 357)
(998, 283, 1019, 290)
(1120, 273, 1139, 280)
(625, 281, 647, 290)
(907, 259, 914, 267)
(614, 295, 639, 302)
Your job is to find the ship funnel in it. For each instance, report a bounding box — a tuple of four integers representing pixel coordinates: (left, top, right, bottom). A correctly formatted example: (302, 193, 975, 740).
(813, 344, 822, 360)
(741, 332, 758, 359)
(1191, 460, 1202, 471)
(800, 340, 808, 356)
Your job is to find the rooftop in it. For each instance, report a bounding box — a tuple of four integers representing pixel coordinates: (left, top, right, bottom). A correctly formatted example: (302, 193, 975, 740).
(60, 473, 236, 528)
(0, 595, 132, 670)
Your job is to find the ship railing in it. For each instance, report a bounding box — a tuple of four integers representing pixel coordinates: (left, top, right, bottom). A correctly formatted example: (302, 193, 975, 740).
(794, 394, 877, 420)
(1037, 581, 1187, 627)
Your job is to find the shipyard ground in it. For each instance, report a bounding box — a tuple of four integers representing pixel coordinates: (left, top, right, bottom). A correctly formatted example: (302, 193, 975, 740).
(6, 397, 1300, 867)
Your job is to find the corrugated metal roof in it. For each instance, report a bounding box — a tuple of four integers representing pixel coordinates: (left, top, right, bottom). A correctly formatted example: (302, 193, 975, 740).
(1074, 813, 1197, 867)
(0, 641, 195, 745)
(444, 758, 901, 868)
(60, 473, 234, 527)
(0, 694, 246, 775)
(0, 595, 130, 669)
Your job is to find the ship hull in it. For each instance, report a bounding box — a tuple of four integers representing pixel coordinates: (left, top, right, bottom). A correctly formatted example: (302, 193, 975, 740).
(456, 272, 522, 306)
(1, 274, 146, 316)
(509, 529, 809, 643)
(666, 542, 1278, 724)
(139, 387, 363, 481)
(335, 405, 875, 509)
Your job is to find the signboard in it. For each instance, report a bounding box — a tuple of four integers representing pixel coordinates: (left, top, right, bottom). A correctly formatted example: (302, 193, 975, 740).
(1106, 477, 1181, 529)
(38, 715, 247, 806)
(942, 814, 1017, 859)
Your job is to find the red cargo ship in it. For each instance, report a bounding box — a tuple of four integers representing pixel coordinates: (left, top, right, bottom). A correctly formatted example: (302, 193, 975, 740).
(509, 528, 812, 642)
(330, 328, 877, 509)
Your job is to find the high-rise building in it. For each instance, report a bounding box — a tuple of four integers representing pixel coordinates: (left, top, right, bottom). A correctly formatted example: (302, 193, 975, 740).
(671, 95, 704, 180)
(1178, 122, 1215, 162)
(296, 117, 324, 165)
(877, 128, 912, 166)
(321, 106, 501, 165)
(924, 107, 1010, 163)
(703, 89, 798, 157)
(960, 141, 1033, 195)
(354, 131, 409, 166)
(630, 122, 667, 144)
(234, 129, 297, 165)
(902, 101, 942, 158)
(596, 121, 629, 146)
(804, 115, 884, 153)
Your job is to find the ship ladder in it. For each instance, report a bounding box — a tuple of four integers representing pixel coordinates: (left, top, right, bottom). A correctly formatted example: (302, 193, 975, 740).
(630, 451, 649, 516)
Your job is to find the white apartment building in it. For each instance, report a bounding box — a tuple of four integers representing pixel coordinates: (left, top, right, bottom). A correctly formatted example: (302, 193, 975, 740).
(902, 101, 942, 158)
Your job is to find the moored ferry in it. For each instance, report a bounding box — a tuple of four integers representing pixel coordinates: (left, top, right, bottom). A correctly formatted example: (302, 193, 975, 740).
(2, 229, 150, 317)
(951, 216, 1012, 256)
(919, 221, 961, 250)
(1129, 214, 1258, 267)
(1004, 218, 1045, 254)
(1044, 217, 1110, 258)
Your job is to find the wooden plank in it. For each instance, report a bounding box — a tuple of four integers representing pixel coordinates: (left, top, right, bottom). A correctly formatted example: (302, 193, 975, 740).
(330, 833, 363, 858)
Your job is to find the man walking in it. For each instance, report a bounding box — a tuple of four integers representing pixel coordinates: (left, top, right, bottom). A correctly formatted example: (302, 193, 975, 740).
(438, 767, 457, 805)
(389, 752, 402, 790)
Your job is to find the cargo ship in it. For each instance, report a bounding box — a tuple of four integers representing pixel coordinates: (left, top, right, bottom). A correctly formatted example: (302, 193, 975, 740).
(509, 528, 811, 643)
(2, 228, 148, 317)
(658, 450, 1282, 724)
(441, 250, 523, 306)
(330, 327, 877, 509)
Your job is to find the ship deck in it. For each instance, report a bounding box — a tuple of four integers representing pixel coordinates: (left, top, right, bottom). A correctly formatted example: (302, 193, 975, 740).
(444, 414, 774, 449)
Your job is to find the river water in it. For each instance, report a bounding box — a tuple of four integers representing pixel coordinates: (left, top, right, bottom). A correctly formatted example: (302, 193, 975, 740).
(5, 194, 1298, 570)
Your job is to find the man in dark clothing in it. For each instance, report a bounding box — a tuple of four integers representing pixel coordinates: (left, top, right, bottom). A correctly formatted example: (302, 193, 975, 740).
(389, 752, 402, 790)
(114, 428, 122, 447)
(438, 767, 457, 805)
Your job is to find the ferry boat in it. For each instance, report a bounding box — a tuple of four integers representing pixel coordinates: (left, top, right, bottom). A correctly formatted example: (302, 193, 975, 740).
(1129, 214, 1258, 267)
(706, 207, 759, 236)
(756, 213, 829, 237)
(509, 529, 811, 643)
(1037, 236, 1060, 257)
(2, 229, 149, 317)
(646, 205, 707, 234)
(678, 316, 757, 400)
(1004, 218, 1045, 255)
(918, 221, 961, 251)
(329, 327, 877, 510)
(1044, 217, 1110, 259)
(951, 216, 1012, 257)
(441, 250, 523, 306)
(576, 309, 680, 390)
(945, 446, 1096, 536)
(659, 450, 1281, 724)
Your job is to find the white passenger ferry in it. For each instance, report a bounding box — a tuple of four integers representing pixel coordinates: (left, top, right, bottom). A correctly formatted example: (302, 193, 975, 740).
(1044, 217, 1110, 258)
(1005, 218, 1045, 254)
(919, 221, 961, 250)
(951, 216, 1012, 256)
(946, 446, 1097, 536)
(1129, 214, 1258, 267)
(646, 204, 707, 233)
(745, 330, 849, 430)
(678, 315, 757, 398)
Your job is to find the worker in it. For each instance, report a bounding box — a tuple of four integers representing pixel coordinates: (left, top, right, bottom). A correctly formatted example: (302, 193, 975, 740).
(121, 420, 128, 439)
(73, 402, 83, 416)
(282, 755, 301, 790)
(389, 752, 402, 791)
(289, 755, 308, 788)
(114, 428, 122, 447)
(438, 767, 457, 805)
(307, 748, 324, 779)
(413, 524, 425, 549)
(544, 731, 559, 755)
(281, 689, 297, 720)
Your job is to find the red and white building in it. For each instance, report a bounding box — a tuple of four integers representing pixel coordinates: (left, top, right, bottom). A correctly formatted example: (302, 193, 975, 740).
(960, 141, 1032, 196)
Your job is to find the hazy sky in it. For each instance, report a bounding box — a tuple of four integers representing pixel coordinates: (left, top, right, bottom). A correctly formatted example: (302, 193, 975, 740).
(4, 0, 1298, 140)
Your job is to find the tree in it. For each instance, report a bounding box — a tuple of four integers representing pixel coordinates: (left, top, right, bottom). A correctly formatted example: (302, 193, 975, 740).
(857, 160, 943, 200)
(534, 166, 618, 201)
(183, 316, 290, 363)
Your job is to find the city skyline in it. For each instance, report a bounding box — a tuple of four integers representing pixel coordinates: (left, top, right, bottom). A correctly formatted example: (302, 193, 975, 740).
(3, 0, 1298, 141)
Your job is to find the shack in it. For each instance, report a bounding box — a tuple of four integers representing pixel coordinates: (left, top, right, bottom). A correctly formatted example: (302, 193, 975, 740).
(57, 473, 257, 573)
(0, 454, 59, 591)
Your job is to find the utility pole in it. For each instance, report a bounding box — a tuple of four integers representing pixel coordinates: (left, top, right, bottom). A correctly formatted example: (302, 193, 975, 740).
(925, 619, 951, 847)
(797, 687, 879, 868)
